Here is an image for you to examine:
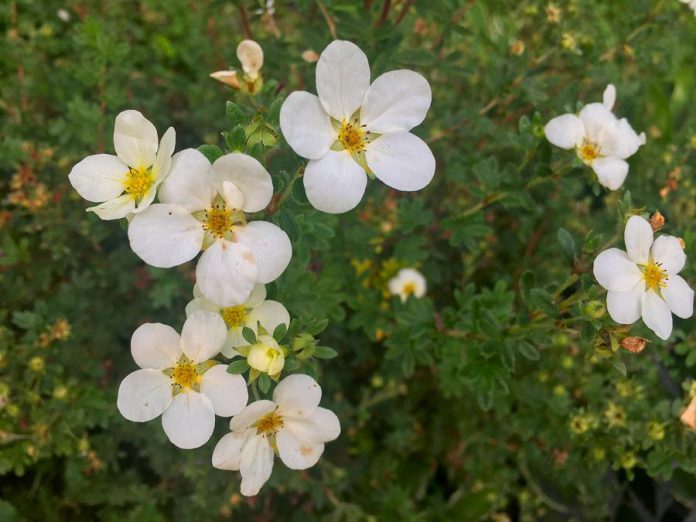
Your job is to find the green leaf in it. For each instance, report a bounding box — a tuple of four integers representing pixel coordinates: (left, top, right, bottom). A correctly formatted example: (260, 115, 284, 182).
(222, 126, 246, 151)
(242, 327, 257, 345)
(197, 144, 223, 163)
(267, 96, 284, 126)
(272, 323, 287, 342)
(518, 340, 540, 361)
(226, 101, 246, 126)
(557, 228, 576, 263)
(226, 360, 250, 374)
(314, 346, 338, 359)
(519, 270, 535, 306)
(258, 373, 271, 394)
(278, 209, 300, 242)
(529, 288, 557, 317)
(477, 390, 493, 411)
(284, 359, 300, 371)
(307, 318, 329, 335)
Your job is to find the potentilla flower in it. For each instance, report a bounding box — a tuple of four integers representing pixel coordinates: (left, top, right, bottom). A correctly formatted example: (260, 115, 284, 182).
(69, 110, 175, 220)
(210, 39, 264, 94)
(388, 268, 427, 302)
(116, 311, 248, 449)
(186, 283, 290, 357)
(128, 149, 292, 307)
(212, 374, 340, 496)
(544, 84, 646, 190)
(246, 334, 285, 376)
(593, 215, 694, 340)
(280, 40, 435, 214)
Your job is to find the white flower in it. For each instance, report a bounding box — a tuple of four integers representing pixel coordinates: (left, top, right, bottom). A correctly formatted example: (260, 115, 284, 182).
(69, 110, 175, 220)
(127, 150, 292, 307)
(679, 0, 696, 14)
(212, 374, 340, 496)
(116, 311, 248, 449)
(186, 283, 290, 357)
(593, 215, 694, 340)
(279, 40, 435, 214)
(544, 84, 646, 190)
(388, 268, 427, 302)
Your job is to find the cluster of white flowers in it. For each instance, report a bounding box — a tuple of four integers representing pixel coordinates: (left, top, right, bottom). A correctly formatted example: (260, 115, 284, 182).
(69, 39, 436, 496)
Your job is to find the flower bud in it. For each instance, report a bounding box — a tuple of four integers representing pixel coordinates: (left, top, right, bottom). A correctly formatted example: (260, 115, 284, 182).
(584, 300, 605, 319)
(29, 356, 44, 372)
(247, 335, 285, 376)
(210, 70, 240, 89)
(680, 396, 696, 430)
(302, 49, 319, 62)
(620, 336, 648, 354)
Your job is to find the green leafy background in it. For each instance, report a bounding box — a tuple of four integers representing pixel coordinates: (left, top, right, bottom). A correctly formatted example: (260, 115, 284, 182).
(2, 0, 696, 520)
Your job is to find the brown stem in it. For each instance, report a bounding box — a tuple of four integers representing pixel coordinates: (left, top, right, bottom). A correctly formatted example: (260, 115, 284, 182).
(395, 0, 415, 25)
(375, 0, 391, 27)
(238, 3, 253, 40)
(316, 1, 337, 39)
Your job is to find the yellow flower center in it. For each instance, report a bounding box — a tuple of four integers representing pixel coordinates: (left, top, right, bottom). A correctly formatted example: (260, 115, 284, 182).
(403, 282, 417, 296)
(124, 166, 155, 201)
(202, 204, 245, 238)
(222, 306, 246, 328)
(171, 360, 200, 391)
(577, 140, 601, 164)
(338, 119, 367, 154)
(254, 411, 284, 436)
(642, 260, 667, 292)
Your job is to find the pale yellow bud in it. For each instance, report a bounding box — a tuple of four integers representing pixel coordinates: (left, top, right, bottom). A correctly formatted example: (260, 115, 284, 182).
(237, 39, 264, 79)
(210, 70, 240, 89)
(247, 335, 285, 376)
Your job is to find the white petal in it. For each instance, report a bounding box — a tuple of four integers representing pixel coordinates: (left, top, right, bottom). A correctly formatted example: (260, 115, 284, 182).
(366, 132, 435, 191)
(578, 103, 617, 143)
(593, 248, 642, 292)
(361, 70, 431, 133)
(284, 407, 341, 444)
(246, 300, 290, 338)
(592, 157, 628, 190)
(87, 194, 135, 220)
(303, 151, 367, 213)
(662, 274, 694, 319)
(132, 183, 158, 214)
(246, 284, 267, 308)
(234, 221, 292, 284)
(158, 149, 214, 212)
(597, 118, 644, 160)
(113, 110, 159, 168)
(161, 391, 216, 449)
(212, 431, 250, 470)
(642, 290, 673, 341)
(276, 429, 324, 470)
(237, 39, 263, 77)
(274, 374, 321, 418)
(185, 297, 220, 316)
(196, 239, 258, 307)
(222, 329, 245, 355)
(279, 91, 336, 160)
(316, 40, 370, 120)
(68, 154, 127, 202)
(606, 283, 644, 325)
(239, 434, 274, 496)
(181, 311, 228, 362)
(603, 84, 616, 110)
(200, 364, 249, 417)
(131, 323, 182, 369)
(221, 181, 245, 210)
(128, 204, 204, 268)
(229, 400, 276, 431)
(624, 215, 653, 265)
(544, 114, 585, 150)
(117, 369, 172, 422)
(651, 235, 686, 275)
(152, 127, 176, 180)
(211, 153, 273, 213)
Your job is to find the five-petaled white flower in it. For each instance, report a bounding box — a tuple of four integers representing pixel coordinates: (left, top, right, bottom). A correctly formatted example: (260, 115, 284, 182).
(117, 311, 248, 449)
(279, 40, 435, 214)
(128, 149, 292, 307)
(212, 374, 340, 496)
(388, 268, 427, 302)
(186, 283, 290, 358)
(593, 215, 694, 340)
(544, 84, 646, 190)
(69, 110, 176, 220)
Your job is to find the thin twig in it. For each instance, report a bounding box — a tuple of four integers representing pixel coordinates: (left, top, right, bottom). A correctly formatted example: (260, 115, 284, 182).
(395, 0, 415, 25)
(238, 4, 253, 40)
(375, 0, 391, 27)
(316, 1, 337, 39)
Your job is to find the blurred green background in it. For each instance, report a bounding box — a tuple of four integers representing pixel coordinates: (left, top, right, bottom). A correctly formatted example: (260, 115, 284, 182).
(2, 0, 696, 520)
